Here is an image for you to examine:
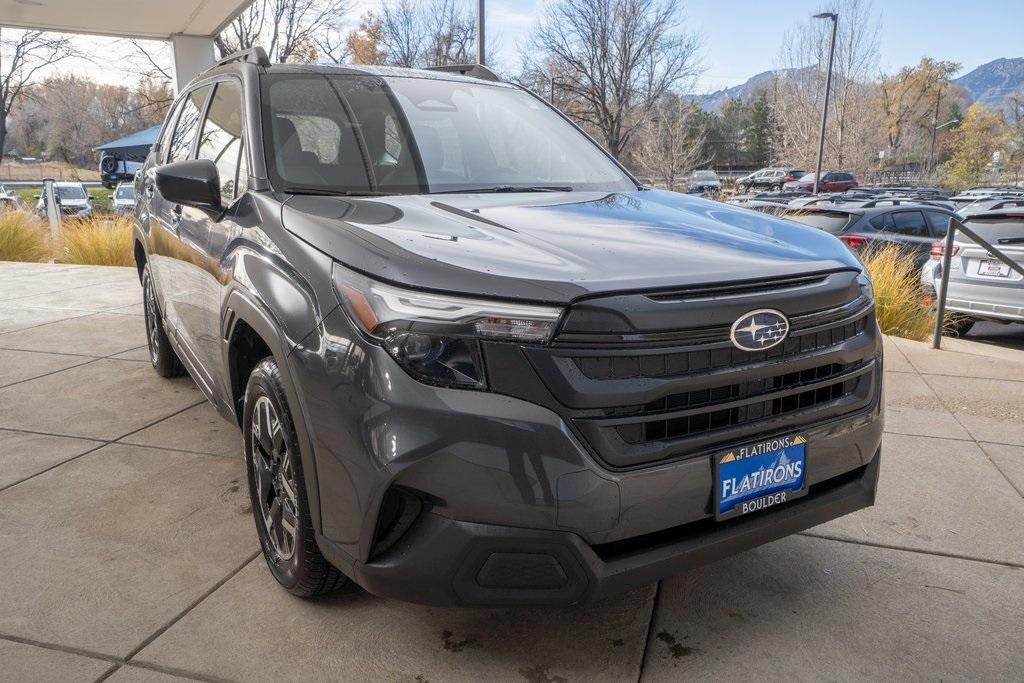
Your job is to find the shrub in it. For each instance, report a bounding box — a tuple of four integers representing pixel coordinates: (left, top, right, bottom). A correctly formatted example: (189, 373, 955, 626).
(0, 210, 51, 262)
(60, 215, 134, 267)
(859, 244, 935, 341)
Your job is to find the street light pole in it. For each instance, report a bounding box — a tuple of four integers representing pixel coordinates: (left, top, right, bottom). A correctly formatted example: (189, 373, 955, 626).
(476, 0, 486, 65)
(812, 12, 838, 195)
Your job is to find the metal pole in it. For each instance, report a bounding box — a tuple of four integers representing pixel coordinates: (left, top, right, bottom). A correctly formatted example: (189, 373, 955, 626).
(812, 13, 838, 195)
(42, 178, 61, 243)
(932, 218, 957, 349)
(928, 81, 942, 177)
(476, 0, 485, 65)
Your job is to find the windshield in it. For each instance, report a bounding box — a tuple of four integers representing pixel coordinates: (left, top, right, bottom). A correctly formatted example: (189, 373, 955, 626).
(56, 186, 88, 200)
(798, 173, 818, 182)
(692, 171, 717, 180)
(115, 185, 135, 199)
(262, 73, 636, 195)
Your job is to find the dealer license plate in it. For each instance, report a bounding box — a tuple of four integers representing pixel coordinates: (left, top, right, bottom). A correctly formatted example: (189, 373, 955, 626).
(714, 434, 808, 521)
(978, 259, 1010, 277)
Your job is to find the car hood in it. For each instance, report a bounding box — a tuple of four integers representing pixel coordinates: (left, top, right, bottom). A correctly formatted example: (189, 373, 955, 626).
(282, 189, 861, 303)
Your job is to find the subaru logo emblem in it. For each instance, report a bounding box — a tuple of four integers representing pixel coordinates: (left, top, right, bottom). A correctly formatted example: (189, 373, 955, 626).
(730, 309, 790, 351)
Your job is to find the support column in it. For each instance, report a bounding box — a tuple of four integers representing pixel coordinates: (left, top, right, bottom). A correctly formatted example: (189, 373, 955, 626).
(170, 34, 216, 92)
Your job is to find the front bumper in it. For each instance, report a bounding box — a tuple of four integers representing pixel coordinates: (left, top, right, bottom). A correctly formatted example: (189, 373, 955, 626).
(320, 449, 879, 607)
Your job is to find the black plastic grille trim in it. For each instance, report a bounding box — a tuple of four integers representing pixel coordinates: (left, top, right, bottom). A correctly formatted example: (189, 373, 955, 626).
(573, 316, 867, 381)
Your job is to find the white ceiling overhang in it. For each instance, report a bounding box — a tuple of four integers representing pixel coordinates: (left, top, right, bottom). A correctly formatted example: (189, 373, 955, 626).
(0, 0, 254, 39)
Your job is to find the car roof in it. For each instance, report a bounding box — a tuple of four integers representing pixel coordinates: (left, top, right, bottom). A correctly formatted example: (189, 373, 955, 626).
(262, 62, 515, 88)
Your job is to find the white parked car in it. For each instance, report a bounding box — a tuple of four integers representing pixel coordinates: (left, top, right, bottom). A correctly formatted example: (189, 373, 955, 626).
(35, 182, 93, 220)
(111, 182, 136, 214)
(922, 209, 1024, 335)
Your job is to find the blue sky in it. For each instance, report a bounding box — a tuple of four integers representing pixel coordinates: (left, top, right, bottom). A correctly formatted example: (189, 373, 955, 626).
(483, 0, 1024, 91)
(49, 0, 1024, 90)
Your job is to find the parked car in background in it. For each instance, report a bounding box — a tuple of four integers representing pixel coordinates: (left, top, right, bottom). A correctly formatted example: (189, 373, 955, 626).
(35, 182, 92, 219)
(686, 169, 721, 194)
(135, 49, 882, 607)
(922, 209, 1024, 334)
(956, 197, 1024, 218)
(784, 171, 858, 194)
(736, 168, 805, 193)
(100, 154, 144, 190)
(781, 201, 958, 268)
(112, 182, 136, 214)
(0, 184, 23, 210)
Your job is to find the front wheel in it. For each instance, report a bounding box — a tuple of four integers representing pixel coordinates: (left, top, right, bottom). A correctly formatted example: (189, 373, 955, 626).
(770, 184, 782, 192)
(243, 357, 346, 597)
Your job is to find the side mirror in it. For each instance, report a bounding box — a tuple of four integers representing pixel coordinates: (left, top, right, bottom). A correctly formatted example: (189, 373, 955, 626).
(155, 159, 221, 214)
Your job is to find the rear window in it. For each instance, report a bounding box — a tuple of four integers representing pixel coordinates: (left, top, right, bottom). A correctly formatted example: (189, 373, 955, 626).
(961, 216, 1024, 246)
(782, 209, 853, 233)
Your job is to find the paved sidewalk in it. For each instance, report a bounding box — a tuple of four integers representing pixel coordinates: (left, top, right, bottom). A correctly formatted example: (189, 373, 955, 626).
(1, 262, 1022, 682)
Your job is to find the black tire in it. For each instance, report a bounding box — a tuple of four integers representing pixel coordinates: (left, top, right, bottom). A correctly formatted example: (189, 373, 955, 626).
(243, 357, 346, 597)
(142, 264, 186, 378)
(948, 316, 976, 337)
(737, 184, 748, 194)
(770, 184, 783, 192)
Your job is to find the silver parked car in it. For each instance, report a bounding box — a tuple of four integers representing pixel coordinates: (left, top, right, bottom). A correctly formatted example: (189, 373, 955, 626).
(922, 209, 1024, 334)
(35, 182, 93, 219)
(111, 182, 136, 214)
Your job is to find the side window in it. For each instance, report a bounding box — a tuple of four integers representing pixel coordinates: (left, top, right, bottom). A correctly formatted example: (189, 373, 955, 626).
(157, 100, 184, 163)
(869, 214, 892, 231)
(167, 86, 211, 163)
(197, 81, 244, 202)
(926, 210, 953, 237)
(887, 211, 930, 237)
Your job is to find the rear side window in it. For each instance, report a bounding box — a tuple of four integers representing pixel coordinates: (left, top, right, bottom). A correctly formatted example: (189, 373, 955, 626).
(197, 81, 244, 202)
(886, 210, 930, 237)
(167, 86, 211, 163)
(782, 209, 853, 233)
(926, 210, 954, 237)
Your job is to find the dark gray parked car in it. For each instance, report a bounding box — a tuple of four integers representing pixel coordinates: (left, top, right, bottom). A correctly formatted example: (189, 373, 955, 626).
(781, 201, 959, 268)
(134, 48, 882, 606)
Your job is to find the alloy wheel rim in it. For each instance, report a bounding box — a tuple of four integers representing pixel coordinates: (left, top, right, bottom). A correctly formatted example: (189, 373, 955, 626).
(250, 395, 299, 562)
(144, 280, 160, 366)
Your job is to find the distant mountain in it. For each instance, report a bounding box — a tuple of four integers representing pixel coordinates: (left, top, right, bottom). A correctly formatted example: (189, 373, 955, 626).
(689, 70, 785, 111)
(953, 57, 1024, 108)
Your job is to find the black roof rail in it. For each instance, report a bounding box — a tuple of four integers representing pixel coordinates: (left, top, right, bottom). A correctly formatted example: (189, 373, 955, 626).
(216, 46, 271, 68)
(989, 199, 1024, 210)
(425, 63, 501, 82)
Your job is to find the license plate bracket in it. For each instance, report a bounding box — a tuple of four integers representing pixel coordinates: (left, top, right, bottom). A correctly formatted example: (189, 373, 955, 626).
(714, 435, 808, 521)
(979, 258, 1010, 277)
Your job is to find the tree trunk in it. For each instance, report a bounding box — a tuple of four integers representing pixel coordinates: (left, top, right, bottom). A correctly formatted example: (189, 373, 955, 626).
(0, 105, 8, 161)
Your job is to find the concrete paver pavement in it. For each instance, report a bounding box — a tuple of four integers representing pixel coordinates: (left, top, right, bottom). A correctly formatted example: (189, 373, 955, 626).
(1, 262, 1021, 682)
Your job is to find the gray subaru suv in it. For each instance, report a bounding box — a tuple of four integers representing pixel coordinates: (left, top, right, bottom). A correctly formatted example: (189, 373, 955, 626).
(134, 48, 882, 606)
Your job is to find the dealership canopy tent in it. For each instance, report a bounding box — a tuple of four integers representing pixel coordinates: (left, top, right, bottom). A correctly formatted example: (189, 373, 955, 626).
(0, 0, 254, 90)
(95, 125, 161, 156)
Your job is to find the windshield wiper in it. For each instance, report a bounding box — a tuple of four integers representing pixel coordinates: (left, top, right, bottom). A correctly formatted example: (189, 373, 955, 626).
(429, 185, 573, 194)
(283, 186, 398, 197)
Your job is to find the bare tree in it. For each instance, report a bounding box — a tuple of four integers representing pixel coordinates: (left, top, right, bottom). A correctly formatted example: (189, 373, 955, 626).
(375, 0, 475, 68)
(0, 28, 77, 158)
(774, 0, 881, 171)
(528, 0, 703, 160)
(635, 94, 708, 190)
(217, 0, 351, 63)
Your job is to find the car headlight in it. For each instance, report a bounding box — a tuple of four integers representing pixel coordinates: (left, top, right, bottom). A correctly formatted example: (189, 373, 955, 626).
(333, 263, 563, 389)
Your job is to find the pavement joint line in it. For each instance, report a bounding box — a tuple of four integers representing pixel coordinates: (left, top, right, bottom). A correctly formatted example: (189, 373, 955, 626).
(0, 310, 104, 337)
(798, 531, 1024, 569)
(0, 346, 177, 391)
(635, 580, 662, 683)
(918, 372, 1024, 501)
(109, 551, 262, 681)
(0, 631, 120, 664)
(114, 440, 242, 460)
(103, 661, 232, 683)
(0, 357, 101, 390)
(0, 400, 206, 494)
(978, 442, 1024, 500)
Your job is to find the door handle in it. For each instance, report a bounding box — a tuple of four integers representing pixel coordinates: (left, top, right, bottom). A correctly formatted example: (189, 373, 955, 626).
(170, 204, 183, 229)
(144, 184, 155, 199)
